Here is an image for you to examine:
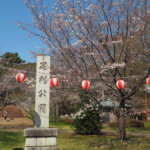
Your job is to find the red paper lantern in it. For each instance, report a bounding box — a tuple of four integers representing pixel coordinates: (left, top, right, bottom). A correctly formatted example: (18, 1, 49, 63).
(146, 77, 150, 85)
(16, 72, 26, 82)
(50, 78, 59, 87)
(116, 79, 125, 90)
(82, 80, 90, 90)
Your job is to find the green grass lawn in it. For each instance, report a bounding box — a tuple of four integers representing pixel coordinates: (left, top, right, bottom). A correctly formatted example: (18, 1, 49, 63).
(126, 122, 150, 132)
(58, 133, 150, 150)
(0, 122, 150, 150)
(50, 122, 74, 130)
(0, 129, 25, 150)
(1, 127, 150, 150)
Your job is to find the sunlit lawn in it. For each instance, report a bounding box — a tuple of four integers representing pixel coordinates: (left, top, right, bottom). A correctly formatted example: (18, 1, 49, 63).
(126, 122, 150, 132)
(1, 128, 150, 150)
(0, 121, 150, 150)
(50, 122, 74, 130)
(0, 129, 25, 150)
(58, 133, 150, 150)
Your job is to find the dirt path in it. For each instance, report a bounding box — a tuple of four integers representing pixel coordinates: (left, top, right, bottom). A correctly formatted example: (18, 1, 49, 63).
(102, 129, 150, 137)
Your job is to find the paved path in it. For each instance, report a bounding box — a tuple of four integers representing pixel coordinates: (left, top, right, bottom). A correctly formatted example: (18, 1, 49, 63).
(60, 129, 150, 137)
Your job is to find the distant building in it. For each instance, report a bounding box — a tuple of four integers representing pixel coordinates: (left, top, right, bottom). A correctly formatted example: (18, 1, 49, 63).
(100, 99, 133, 123)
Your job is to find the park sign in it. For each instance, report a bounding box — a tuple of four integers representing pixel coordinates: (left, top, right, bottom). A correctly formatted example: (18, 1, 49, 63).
(24, 55, 58, 150)
(35, 56, 50, 128)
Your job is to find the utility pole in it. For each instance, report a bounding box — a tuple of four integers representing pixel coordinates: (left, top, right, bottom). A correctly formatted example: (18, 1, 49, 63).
(145, 92, 147, 112)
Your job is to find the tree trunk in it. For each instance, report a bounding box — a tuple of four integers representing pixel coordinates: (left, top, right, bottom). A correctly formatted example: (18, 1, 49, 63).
(55, 103, 59, 123)
(117, 94, 128, 142)
(118, 107, 126, 142)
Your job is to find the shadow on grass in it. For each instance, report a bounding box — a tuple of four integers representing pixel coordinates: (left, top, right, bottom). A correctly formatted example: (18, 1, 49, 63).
(13, 148, 24, 150)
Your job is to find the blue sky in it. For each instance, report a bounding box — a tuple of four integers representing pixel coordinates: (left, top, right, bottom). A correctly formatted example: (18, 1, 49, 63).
(0, 0, 53, 63)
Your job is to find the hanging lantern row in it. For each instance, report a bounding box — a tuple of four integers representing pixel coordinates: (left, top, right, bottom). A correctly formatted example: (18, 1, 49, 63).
(116, 76, 150, 90)
(15, 72, 150, 90)
(15, 72, 90, 89)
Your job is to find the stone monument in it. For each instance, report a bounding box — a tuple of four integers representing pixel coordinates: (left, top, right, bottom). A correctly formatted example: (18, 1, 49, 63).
(24, 56, 58, 150)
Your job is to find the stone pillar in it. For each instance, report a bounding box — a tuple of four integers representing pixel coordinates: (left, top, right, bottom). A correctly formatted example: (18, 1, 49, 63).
(24, 56, 58, 150)
(24, 128, 58, 150)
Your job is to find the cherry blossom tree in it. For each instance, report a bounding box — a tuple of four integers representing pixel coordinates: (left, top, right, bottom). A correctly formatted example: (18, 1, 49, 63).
(0, 60, 36, 118)
(19, 0, 150, 142)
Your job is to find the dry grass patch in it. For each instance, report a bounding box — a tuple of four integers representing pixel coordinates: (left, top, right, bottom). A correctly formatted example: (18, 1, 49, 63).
(0, 118, 33, 129)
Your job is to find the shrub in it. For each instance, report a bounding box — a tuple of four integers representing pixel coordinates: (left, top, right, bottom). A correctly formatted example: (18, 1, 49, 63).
(74, 91, 102, 135)
(74, 108, 102, 135)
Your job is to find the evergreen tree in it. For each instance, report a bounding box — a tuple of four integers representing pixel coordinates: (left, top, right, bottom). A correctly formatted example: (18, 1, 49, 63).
(0, 52, 25, 67)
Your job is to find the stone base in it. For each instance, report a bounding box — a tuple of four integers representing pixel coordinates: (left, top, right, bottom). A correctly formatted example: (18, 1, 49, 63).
(25, 146, 57, 150)
(24, 128, 58, 150)
(25, 147, 57, 150)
